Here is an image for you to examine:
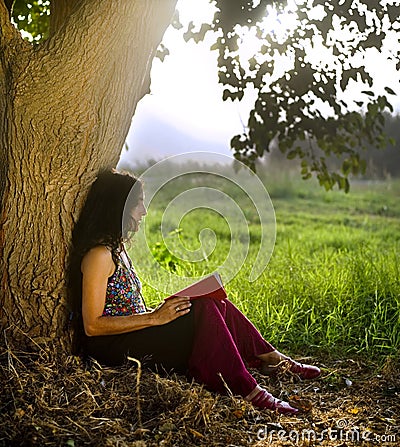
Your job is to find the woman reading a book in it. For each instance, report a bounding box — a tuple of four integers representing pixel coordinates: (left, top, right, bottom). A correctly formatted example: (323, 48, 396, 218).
(70, 170, 320, 415)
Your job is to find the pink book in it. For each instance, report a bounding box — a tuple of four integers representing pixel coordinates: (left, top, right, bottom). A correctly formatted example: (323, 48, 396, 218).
(165, 272, 227, 301)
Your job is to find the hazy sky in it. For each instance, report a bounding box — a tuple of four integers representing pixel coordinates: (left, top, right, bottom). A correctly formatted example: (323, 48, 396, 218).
(118, 0, 400, 168)
(119, 0, 258, 167)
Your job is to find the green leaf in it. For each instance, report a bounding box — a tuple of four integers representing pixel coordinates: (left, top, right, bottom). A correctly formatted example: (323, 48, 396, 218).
(156, 44, 170, 62)
(223, 89, 233, 101)
(342, 160, 352, 175)
(384, 86, 396, 95)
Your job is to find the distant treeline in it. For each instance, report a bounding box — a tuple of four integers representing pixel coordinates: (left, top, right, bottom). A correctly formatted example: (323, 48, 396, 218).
(122, 114, 400, 181)
(362, 113, 400, 178)
(266, 113, 400, 179)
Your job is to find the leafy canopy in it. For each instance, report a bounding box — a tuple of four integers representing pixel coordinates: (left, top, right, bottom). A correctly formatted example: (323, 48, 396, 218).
(9, 0, 400, 191)
(184, 0, 400, 191)
(11, 0, 50, 41)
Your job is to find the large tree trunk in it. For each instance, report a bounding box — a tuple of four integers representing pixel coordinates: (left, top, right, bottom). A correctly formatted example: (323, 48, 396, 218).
(0, 0, 177, 343)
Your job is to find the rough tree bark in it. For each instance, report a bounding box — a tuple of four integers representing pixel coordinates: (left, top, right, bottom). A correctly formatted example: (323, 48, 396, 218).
(0, 0, 177, 343)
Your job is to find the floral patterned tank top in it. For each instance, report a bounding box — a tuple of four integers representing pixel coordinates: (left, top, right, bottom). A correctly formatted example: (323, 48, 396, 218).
(102, 249, 147, 316)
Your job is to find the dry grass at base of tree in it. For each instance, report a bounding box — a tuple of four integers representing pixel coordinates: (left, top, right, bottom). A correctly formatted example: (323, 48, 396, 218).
(0, 337, 399, 447)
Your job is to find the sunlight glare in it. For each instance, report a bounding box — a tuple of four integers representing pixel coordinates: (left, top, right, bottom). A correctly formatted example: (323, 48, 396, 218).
(145, 0, 254, 143)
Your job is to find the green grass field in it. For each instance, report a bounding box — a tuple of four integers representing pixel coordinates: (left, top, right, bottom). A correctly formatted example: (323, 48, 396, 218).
(2, 169, 398, 447)
(130, 169, 400, 360)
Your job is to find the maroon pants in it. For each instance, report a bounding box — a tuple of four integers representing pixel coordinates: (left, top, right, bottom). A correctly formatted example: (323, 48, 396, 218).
(188, 298, 275, 397)
(84, 298, 275, 398)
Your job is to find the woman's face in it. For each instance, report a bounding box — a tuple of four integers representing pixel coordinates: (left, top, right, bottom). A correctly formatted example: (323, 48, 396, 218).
(130, 192, 147, 231)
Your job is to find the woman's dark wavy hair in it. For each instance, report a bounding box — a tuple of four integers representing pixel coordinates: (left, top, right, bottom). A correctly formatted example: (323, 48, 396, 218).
(67, 169, 142, 353)
(72, 169, 142, 256)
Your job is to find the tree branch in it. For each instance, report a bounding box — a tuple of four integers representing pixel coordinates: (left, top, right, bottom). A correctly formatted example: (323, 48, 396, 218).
(45, 0, 177, 99)
(18, 0, 177, 172)
(0, 0, 16, 41)
(3, 0, 13, 17)
(49, 0, 80, 36)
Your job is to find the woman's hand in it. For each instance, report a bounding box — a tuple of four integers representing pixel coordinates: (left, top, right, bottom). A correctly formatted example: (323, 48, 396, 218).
(151, 296, 191, 325)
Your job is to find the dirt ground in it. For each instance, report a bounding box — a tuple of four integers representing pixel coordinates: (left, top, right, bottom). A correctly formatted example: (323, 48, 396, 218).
(1, 341, 399, 447)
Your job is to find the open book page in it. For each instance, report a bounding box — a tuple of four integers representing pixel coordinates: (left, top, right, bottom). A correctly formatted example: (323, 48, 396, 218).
(165, 272, 227, 301)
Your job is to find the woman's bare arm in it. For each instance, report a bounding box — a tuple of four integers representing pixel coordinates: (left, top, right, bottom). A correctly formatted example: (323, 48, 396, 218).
(81, 246, 191, 337)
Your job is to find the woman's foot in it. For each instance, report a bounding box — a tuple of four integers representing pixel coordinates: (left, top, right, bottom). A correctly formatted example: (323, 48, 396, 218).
(285, 358, 321, 380)
(245, 386, 298, 415)
(258, 351, 321, 380)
